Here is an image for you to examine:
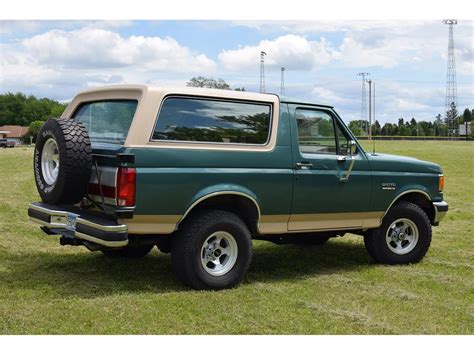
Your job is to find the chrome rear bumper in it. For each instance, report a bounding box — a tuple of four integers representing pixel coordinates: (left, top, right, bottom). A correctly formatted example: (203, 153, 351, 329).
(28, 202, 128, 247)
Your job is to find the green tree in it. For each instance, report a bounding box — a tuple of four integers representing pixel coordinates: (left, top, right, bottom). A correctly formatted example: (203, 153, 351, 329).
(348, 120, 363, 136)
(0, 92, 67, 126)
(446, 101, 459, 134)
(463, 108, 472, 123)
(372, 120, 381, 136)
(186, 77, 245, 91)
(28, 120, 44, 143)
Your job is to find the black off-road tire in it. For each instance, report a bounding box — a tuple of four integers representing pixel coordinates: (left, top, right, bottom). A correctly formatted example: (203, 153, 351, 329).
(171, 210, 253, 290)
(364, 201, 432, 264)
(34, 118, 92, 204)
(101, 245, 154, 258)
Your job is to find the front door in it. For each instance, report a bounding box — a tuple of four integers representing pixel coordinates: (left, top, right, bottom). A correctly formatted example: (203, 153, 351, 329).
(289, 106, 374, 231)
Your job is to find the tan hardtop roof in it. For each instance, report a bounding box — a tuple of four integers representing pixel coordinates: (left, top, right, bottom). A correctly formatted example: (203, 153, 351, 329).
(74, 84, 333, 108)
(76, 84, 280, 102)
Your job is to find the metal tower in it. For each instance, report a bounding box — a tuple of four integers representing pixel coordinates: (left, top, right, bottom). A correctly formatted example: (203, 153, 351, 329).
(357, 72, 370, 135)
(260, 51, 267, 93)
(443, 19, 458, 137)
(280, 67, 285, 96)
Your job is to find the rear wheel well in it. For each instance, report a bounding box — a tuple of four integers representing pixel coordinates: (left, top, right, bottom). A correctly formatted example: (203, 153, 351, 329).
(178, 194, 260, 235)
(391, 192, 435, 223)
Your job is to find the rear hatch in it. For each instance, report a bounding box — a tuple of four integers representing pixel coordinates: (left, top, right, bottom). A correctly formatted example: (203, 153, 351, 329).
(72, 99, 138, 216)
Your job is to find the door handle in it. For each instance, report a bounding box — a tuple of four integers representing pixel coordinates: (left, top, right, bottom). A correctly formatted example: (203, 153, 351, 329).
(296, 162, 313, 170)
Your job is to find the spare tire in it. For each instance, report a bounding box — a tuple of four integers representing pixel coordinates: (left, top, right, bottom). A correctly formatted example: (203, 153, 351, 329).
(34, 118, 92, 204)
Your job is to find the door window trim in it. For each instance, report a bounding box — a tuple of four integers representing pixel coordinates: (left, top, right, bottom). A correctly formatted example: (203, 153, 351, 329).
(295, 106, 352, 156)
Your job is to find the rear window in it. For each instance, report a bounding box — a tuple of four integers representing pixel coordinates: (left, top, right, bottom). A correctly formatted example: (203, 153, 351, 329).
(152, 97, 272, 144)
(73, 100, 138, 145)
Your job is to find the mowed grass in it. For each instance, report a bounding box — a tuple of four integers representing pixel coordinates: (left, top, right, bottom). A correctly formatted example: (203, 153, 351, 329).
(0, 141, 473, 334)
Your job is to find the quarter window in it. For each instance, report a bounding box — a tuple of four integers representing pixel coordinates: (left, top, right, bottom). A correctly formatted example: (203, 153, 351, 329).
(73, 100, 138, 145)
(152, 97, 272, 144)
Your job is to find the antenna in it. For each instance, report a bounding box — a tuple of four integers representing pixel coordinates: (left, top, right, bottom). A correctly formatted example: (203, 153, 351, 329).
(442, 19, 458, 138)
(280, 67, 285, 96)
(260, 51, 267, 93)
(357, 72, 370, 135)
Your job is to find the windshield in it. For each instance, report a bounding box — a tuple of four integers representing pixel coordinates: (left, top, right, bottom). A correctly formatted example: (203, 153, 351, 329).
(73, 100, 138, 145)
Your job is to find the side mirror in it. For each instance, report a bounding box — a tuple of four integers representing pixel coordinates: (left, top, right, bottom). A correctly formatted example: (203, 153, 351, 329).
(349, 140, 357, 156)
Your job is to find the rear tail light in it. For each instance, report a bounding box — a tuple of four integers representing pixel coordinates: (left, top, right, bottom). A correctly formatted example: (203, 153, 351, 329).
(439, 174, 445, 192)
(117, 167, 136, 207)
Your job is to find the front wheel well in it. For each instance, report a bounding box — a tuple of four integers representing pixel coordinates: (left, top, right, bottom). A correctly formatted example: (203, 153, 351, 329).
(178, 194, 260, 235)
(390, 192, 435, 224)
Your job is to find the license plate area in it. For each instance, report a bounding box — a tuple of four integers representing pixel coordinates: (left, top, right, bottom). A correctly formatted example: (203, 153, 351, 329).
(66, 213, 79, 232)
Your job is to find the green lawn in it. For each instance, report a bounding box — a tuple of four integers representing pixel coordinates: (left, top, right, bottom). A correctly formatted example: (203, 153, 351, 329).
(0, 141, 473, 334)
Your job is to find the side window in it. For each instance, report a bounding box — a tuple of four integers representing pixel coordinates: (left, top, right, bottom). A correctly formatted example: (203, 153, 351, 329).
(335, 122, 351, 155)
(152, 97, 272, 144)
(296, 109, 337, 154)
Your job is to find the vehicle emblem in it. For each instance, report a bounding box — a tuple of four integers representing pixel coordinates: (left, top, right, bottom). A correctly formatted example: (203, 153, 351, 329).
(382, 183, 396, 190)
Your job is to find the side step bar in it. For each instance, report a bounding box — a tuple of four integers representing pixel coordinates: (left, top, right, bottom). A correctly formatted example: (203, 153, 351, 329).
(28, 202, 128, 248)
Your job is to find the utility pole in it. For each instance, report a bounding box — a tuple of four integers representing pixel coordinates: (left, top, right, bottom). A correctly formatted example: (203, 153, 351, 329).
(280, 67, 285, 96)
(367, 79, 372, 140)
(373, 81, 376, 136)
(357, 72, 370, 135)
(260, 51, 267, 93)
(443, 19, 458, 138)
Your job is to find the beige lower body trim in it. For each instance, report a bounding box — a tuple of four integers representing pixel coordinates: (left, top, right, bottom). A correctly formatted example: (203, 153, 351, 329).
(258, 215, 290, 234)
(120, 215, 182, 234)
(288, 211, 384, 232)
(121, 212, 384, 235)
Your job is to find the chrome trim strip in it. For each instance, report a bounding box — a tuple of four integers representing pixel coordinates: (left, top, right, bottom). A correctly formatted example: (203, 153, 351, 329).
(76, 218, 127, 233)
(178, 191, 262, 232)
(29, 203, 69, 218)
(383, 189, 431, 218)
(75, 232, 128, 247)
(29, 216, 67, 229)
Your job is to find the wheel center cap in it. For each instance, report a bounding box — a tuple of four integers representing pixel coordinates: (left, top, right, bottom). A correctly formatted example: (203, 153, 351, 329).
(214, 249, 221, 257)
(398, 232, 405, 240)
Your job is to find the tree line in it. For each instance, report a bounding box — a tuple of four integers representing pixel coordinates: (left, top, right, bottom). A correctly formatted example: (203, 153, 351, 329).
(0, 92, 68, 141)
(348, 107, 473, 138)
(1, 77, 472, 141)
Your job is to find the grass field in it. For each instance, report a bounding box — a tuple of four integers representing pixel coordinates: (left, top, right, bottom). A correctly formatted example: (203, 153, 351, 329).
(0, 141, 473, 334)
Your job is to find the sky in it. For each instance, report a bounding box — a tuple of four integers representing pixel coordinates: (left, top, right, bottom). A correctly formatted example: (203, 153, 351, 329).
(0, 19, 473, 124)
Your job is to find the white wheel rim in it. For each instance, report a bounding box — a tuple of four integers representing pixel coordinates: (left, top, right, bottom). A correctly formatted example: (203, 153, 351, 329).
(385, 218, 419, 255)
(41, 138, 60, 186)
(200, 231, 238, 276)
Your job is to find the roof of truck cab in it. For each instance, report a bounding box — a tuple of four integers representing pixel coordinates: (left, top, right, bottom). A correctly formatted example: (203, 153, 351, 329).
(75, 85, 333, 108)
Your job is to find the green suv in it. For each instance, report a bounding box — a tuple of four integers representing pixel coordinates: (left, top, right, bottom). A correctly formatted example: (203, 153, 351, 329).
(28, 85, 448, 290)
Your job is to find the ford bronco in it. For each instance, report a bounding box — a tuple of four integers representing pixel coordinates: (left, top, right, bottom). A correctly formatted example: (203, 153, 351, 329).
(28, 85, 448, 290)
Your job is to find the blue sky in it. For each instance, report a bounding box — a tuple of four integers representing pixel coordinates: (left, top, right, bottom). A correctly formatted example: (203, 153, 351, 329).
(0, 20, 472, 124)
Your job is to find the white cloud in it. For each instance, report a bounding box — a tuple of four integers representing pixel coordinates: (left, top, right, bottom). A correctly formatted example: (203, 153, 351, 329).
(21, 27, 216, 72)
(218, 34, 333, 71)
(231, 20, 474, 74)
(0, 26, 217, 100)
